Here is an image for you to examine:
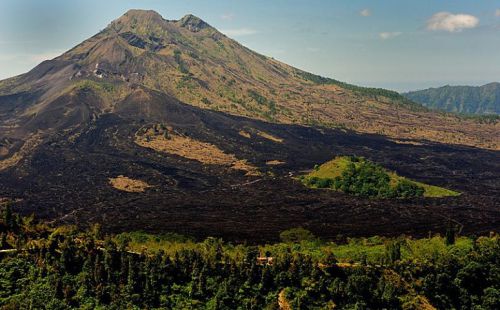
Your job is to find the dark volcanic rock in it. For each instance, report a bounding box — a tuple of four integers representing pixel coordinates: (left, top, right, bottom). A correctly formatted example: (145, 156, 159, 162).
(0, 10, 498, 242)
(0, 88, 498, 242)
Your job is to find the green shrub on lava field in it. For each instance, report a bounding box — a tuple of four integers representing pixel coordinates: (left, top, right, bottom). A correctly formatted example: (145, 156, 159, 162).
(392, 179, 425, 198)
(302, 156, 425, 199)
(279, 227, 318, 243)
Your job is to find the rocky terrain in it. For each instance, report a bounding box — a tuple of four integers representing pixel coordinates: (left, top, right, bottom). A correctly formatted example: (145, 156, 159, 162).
(0, 10, 498, 242)
(0, 87, 498, 241)
(0, 10, 498, 152)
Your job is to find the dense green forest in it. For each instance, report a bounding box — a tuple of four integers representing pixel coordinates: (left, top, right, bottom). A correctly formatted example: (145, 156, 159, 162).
(0, 206, 499, 309)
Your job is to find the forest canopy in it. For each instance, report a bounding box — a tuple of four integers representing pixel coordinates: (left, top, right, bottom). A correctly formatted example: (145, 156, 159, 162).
(0, 207, 498, 309)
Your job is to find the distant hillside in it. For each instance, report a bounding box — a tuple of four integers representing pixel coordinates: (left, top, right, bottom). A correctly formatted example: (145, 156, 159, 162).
(403, 83, 500, 115)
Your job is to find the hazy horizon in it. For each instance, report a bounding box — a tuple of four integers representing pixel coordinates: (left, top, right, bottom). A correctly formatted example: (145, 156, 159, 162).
(1, 0, 499, 92)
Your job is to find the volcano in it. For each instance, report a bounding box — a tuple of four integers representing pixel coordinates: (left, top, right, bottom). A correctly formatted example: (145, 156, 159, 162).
(0, 10, 498, 241)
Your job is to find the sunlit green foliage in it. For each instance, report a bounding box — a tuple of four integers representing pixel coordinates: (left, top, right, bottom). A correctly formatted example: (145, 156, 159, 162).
(301, 156, 459, 198)
(0, 209, 498, 309)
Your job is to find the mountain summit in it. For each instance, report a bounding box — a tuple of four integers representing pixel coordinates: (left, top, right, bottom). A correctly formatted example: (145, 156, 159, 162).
(0, 9, 497, 151)
(110, 10, 214, 34)
(117, 9, 166, 24)
(177, 14, 214, 32)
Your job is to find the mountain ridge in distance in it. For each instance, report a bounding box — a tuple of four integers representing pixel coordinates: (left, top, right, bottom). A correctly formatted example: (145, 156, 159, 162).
(403, 82, 500, 115)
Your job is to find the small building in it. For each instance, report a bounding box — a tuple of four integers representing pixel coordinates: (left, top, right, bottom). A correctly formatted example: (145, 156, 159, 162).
(256, 256, 273, 266)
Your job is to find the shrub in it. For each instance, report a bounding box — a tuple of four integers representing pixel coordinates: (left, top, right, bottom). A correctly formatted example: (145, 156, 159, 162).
(303, 157, 426, 199)
(333, 160, 393, 198)
(201, 97, 211, 105)
(173, 49, 189, 74)
(393, 179, 424, 198)
(248, 90, 267, 105)
(280, 228, 316, 243)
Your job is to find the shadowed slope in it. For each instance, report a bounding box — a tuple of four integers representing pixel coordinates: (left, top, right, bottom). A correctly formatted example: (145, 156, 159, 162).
(0, 87, 498, 241)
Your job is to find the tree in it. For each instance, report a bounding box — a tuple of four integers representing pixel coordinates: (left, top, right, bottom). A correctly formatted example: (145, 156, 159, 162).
(445, 221, 456, 246)
(0, 233, 9, 249)
(333, 159, 393, 198)
(2, 203, 16, 230)
(385, 240, 401, 264)
(126, 256, 138, 295)
(280, 228, 316, 243)
(393, 180, 424, 198)
(481, 287, 500, 309)
(2, 210, 500, 309)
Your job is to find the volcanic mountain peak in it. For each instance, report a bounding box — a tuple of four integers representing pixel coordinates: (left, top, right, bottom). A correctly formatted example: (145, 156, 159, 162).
(177, 14, 213, 32)
(123, 9, 164, 20)
(108, 9, 213, 36)
(113, 9, 165, 25)
(0, 9, 498, 152)
(107, 9, 169, 37)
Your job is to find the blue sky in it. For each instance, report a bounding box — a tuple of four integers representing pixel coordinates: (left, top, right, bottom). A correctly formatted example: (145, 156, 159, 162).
(1, 0, 499, 91)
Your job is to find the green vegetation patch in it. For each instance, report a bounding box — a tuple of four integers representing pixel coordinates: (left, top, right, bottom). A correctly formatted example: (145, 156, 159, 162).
(0, 206, 498, 310)
(300, 156, 459, 198)
(75, 79, 116, 93)
(173, 49, 190, 74)
(265, 228, 475, 265)
(247, 89, 277, 120)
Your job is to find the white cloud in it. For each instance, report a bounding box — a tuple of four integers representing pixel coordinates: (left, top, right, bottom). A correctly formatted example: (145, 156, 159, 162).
(379, 32, 402, 40)
(496, 9, 500, 17)
(221, 13, 235, 21)
(221, 28, 257, 37)
(426, 12, 479, 32)
(360, 9, 371, 17)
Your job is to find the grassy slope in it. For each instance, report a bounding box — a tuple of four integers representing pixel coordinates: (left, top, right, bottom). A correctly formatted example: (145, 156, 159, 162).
(305, 156, 459, 198)
(44, 10, 499, 150)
